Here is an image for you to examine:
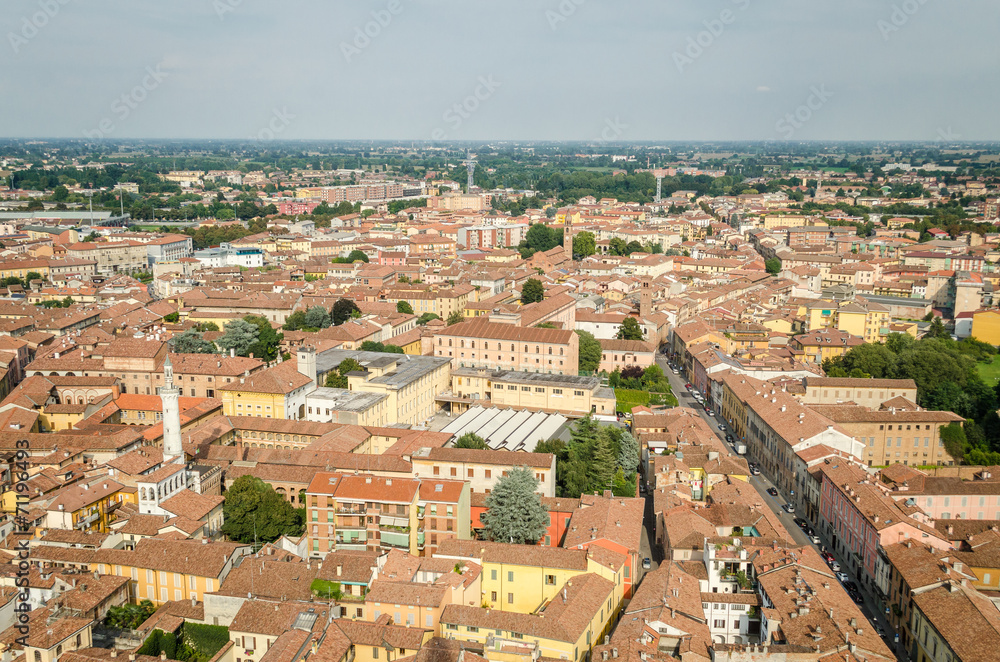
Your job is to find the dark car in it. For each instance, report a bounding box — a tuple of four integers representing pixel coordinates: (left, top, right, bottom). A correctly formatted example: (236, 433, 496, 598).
(843, 580, 859, 593)
(767, 487, 778, 497)
(804, 526, 816, 537)
(794, 517, 808, 529)
(848, 590, 864, 605)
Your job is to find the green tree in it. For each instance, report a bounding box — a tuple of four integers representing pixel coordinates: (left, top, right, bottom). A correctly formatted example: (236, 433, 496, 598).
(940, 423, 968, 463)
(346, 249, 369, 263)
(325, 358, 363, 388)
(885, 332, 915, 354)
(765, 258, 782, 275)
(283, 310, 307, 331)
(304, 306, 331, 329)
(244, 315, 283, 362)
(447, 310, 465, 325)
(524, 224, 558, 253)
(521, 278, 545, 304)
(925, 316, 951, 340)
(608, 237, 627, 256)
(576, 330, 602, 374)
(25, 271, 43, 283)
(416, 312, 440, 325)
(163, 312, 180, 324)
(617, 431, 640, 473)
(331, 298, 361, 326)
(454, 432, 489, 450)
(216, 319, 259, 357)
(52, 185, 69, 201)
(195, 322, 219, 332)
(589, 430, 616, 492)
(573, 231, 596, 257)
(617, 317, 645, 341)
(170, 329, 215, 354)
(482, 467, 550, 545)
(221, 475, 305, 545)
(841, 343, 896, 379)
(396, 300, 414, 314)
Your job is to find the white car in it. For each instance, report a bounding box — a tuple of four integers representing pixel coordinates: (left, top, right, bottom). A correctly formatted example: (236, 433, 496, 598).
(835, 572, 850, 583)
(809, 535, 821, 545)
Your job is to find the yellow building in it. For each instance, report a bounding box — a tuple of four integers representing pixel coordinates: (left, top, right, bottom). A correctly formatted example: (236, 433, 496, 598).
(445, 368, 615, 417)
(92, 538, 250, 605)
(313, 352, 452, 428)
(971, 310, 1000, 345)
(42, 479, 126, 534)
(441, 571, 618, 662)
(217, 362, 313, 420)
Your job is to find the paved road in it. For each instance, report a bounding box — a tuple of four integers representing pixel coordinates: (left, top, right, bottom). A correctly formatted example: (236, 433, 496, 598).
(649, 352, 905, 659)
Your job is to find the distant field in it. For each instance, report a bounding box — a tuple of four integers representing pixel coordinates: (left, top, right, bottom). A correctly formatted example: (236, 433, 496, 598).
(978, 356, 1000, 385)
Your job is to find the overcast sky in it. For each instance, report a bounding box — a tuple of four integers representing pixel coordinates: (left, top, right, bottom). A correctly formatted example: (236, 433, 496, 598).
(4, 0, 998, 141)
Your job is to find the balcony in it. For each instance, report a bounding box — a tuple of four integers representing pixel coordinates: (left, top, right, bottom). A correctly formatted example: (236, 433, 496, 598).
(417, 507, 425, 520)
(76, 513, 99, 529)
(380, 530, 410, 549)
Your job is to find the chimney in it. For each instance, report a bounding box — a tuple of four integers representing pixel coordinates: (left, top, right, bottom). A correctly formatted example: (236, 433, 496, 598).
(337, 565, 342, 577)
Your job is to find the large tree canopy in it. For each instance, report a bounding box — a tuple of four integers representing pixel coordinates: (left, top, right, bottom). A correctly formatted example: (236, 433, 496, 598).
(482, 467, 550, 545)
(221, 475, 305, 546)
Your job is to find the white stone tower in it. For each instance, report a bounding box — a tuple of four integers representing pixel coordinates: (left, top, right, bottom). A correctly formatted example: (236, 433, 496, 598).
(160, 355, 183, 464)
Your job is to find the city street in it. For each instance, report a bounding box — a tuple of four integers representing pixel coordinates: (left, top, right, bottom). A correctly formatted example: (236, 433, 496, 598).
(650, 352, 904, 659)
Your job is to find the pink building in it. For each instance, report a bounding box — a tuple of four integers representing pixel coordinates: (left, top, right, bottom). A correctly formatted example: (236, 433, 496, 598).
(277, 201, 320, 215)
(597, 339, 656, 374)
(819, 463, 950, 592)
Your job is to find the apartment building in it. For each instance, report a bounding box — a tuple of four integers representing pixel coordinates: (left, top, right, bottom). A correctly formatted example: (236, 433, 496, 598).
(433, 320, 579, 376)
(719, 373, 863, 496)
(818, 462, 949, 593)
(90, 538, 250, 605)
(304, 472, 470, 558)
(65, 241, 148, 274)
(807, 404, 964, 467)
(800, 377, 918, 408)
(217, 362, 313, 420)
(447, 368, 616, 417)
(410, 446, 556, 497)
(597, 339, 656, 373)
(910, 580, 1000, 662)
(312, 349, 451, 427)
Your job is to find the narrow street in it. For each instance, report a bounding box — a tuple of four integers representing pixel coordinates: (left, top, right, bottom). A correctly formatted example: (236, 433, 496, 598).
(646, 351, 904, 659)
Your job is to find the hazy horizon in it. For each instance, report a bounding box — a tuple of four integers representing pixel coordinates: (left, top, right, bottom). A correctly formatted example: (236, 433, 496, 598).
(5, 0, 998, 142)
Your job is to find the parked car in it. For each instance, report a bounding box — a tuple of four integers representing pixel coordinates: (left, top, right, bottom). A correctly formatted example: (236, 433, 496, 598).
(808, 534, 821, 545)
(782, 503, 795, 513)
(843, 580, 858, 593)
(874, 625, 885, 638)
(767, 487, 778, 497)
(750, 465, 760, 476)
(821, 552, 834, 563)
(829, 560, 841, 572)
(835, 572, 849, 583)
(794, 518, 808, 530)
(705, 409, 715, 417)
(848, 590, 864, 605)
(642, 557, 652, 569)
(725, 434, 734, 442)
(718, 423, 727, 431)
(684, 383, 692, 389)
